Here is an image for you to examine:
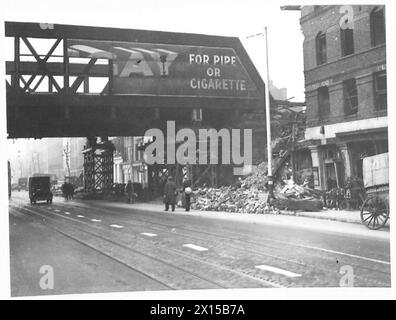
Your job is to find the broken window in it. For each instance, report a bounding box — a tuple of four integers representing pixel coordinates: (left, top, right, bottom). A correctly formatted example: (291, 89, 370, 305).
(340, 28, 354, 56)
(317, 86, 330, 120)
(373, 70, 387, 110)
(370, 7, 386, 46)
(316, 32, 327, 65)
(343, 78, 358, 115)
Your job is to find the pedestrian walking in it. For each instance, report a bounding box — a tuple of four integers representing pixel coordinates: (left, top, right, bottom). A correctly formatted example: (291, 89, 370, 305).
(68, 183, 74, 200)
(125, 180, 134, 203)
(62, 182, 68, 200)
(182, 178, 192, 212)
(164, 176, 177, 212)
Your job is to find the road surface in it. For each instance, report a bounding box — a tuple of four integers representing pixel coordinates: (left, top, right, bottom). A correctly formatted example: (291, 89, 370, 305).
(8, 191, 391, 296)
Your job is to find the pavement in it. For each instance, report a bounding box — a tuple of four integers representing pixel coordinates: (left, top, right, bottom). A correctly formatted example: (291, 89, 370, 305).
(77, 193, 387, 227)
(283, 208, 365, 224)
(92, 200, 390, 237)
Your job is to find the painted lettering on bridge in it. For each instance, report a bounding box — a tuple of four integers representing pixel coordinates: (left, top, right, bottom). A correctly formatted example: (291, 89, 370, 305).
(189, 53, 247, 92)
(67, 39, 259, 98)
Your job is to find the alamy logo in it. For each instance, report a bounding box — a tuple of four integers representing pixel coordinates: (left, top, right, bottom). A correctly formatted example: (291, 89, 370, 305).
(39, 23, 54, 30)
(144, 121, 252, 175)
(339, 265, 354, 287)
(339, 5, 354, 30)
(39, 265, 54, 290)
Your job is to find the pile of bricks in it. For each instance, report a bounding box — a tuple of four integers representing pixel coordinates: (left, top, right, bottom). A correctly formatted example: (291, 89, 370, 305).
(191, 162, 271, 214)
(191, 186, 269, 214)
(191, 162, 323, 213)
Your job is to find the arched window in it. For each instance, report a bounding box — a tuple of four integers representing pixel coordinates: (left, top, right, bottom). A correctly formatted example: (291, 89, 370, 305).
(370, 7, 385, 46)
(316, 32, 327, 65)
(341, 28, 354, 56)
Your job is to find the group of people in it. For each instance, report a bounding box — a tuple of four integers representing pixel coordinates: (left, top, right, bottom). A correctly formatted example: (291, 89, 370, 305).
(163, 176, 192, 212)
(122, 176, 192, 212)
(61, 182, 75, 200)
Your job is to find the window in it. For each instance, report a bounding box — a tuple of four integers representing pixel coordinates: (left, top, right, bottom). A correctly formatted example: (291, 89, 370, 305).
(343, 78, 358, 115)
(316, 32, 327, 65)
(370, 7, 386, 46)
(373, 70, 387, 110)
(126, 146, 132, 161)
(340, 28, 354, 56)
(134, 143, 142, 161)
(317, 86, 330, 120)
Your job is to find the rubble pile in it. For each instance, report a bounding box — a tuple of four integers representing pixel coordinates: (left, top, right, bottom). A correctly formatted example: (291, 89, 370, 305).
(239, 162, 269, 190)
(192, 167, 324, 214)
(278, 178, 323, 200)
(191, 185, 269, 214)
(272, 178, 324, 212)
(191, 163, 271, 213)
(191, 102, 323, 213)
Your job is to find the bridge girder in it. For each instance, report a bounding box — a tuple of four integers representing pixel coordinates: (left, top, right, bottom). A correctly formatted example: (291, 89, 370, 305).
(5, 21, 265, 139)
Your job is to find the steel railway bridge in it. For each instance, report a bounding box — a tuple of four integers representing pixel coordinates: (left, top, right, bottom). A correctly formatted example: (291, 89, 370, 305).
(5, 21, 265, 192)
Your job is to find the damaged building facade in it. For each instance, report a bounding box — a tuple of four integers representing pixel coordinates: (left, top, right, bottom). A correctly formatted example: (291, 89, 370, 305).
(300, 5, 387, 190)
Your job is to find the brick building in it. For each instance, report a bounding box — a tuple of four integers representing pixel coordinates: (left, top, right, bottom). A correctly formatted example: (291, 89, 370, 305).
(300, 5, 387, 190)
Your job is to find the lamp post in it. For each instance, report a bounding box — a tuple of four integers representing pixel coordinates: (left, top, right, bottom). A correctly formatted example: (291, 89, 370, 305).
(247, 26, 274, 200)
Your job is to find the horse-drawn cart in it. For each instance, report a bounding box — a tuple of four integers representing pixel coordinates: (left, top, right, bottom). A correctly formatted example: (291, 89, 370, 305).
(360, 152, 389, 229)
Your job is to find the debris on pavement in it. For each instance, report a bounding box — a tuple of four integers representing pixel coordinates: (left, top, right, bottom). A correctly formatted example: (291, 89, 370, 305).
(191, 185, 269, 214)
(192, 164, 324, 214)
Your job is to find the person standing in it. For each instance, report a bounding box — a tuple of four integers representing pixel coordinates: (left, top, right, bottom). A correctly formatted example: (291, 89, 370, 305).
(68, 183, 74, 200)
(164, 176, 177, 212)
(125, 180, 134, 203)
(62, 182, 68, 200)
(182, 178, 192, 212)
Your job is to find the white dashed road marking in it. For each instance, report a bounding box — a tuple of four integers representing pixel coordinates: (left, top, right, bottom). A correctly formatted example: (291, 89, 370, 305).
(110, 224, 124, 229)
(141, 233, 157, 237)
(64, 212, 71, 215)
(299, 245, 391, 266)
(183, 244, 208, 252)
(76, 215, 85, 218)
(54, 209, 60, 212)
(255, 265, 301, 278)
(91, 219, 102, 222)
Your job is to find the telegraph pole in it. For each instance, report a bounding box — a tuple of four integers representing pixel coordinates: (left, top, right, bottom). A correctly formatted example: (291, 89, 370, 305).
(264, 26, 274, 200)
(247, 27, 274, 201)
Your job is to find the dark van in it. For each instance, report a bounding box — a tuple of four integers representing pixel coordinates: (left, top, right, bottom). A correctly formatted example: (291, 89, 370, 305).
(29, 176, 53, 204)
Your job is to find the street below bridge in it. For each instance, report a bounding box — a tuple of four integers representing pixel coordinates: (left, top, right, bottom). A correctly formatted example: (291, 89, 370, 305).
(9, 191, 391, 296)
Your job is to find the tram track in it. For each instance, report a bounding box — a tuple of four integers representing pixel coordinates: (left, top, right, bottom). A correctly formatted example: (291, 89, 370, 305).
(53, 200, 391, 286)
(9, 195, 391, 287)
(10, 203, 284, 289)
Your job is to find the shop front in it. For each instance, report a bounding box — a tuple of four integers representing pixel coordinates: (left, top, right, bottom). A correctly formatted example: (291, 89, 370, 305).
(307, 128, 388, 191)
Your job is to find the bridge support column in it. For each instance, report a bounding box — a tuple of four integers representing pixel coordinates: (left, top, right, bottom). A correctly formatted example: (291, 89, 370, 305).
(83, 137, 115, 192)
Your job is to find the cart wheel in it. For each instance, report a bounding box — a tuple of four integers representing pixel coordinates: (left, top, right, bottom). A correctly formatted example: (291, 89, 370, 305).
(360, 195, 389, 230)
